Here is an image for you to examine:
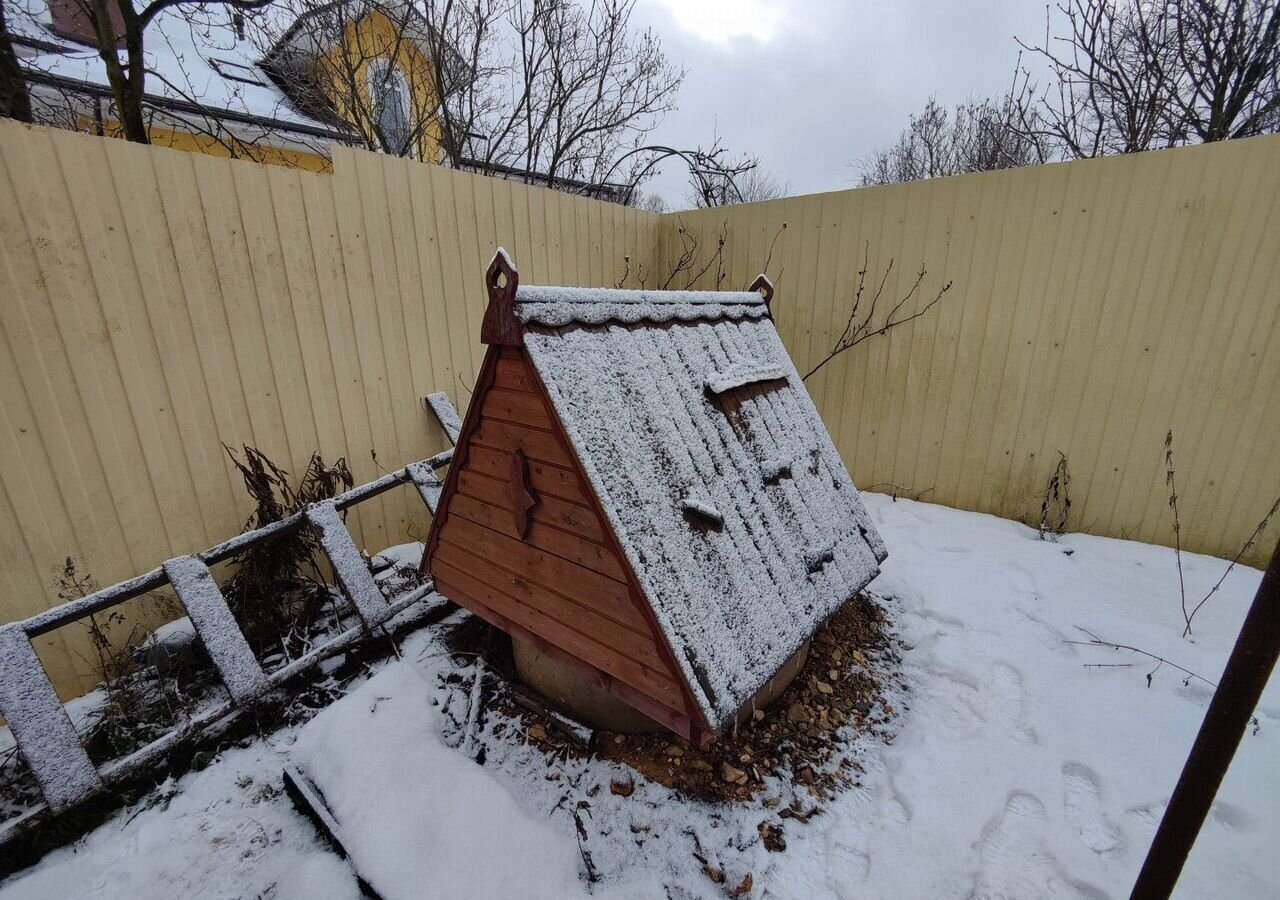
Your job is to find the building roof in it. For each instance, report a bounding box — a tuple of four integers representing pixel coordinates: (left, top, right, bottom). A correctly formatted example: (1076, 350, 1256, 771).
(512, 272, 887, 729)
(10, 0, 464, 140)
(11, 3, 339, 146)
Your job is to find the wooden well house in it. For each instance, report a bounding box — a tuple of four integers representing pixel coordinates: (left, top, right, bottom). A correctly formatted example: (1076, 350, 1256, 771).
(424, 250, 887, 746)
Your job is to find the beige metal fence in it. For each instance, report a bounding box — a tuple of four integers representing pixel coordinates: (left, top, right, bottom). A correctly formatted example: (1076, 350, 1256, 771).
(2, 119, 1277, 696)
(672, 134, 1280, 574)
(0, 121, 662, 695)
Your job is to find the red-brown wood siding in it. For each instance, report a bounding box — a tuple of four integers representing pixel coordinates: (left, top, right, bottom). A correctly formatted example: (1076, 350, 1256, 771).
(427, 346, 691, 731)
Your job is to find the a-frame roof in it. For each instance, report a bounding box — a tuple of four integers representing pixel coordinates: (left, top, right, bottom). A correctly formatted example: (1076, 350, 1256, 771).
(499, 255, 887, 731)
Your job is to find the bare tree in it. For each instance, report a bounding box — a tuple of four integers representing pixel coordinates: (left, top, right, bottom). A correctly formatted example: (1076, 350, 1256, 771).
(686, 156, 787, 207)
(859, 94, 1046, 186)
(1166, 0, 1280, 142)
(265, 0, 684, 188)
(414, 0, 683, 191)
(1013, 0, 1183, 157)
(1012, 0, 1278, 158)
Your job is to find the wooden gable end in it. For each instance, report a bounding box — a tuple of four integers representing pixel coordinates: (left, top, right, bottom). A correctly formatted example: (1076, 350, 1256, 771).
(426, 346, 697, 738)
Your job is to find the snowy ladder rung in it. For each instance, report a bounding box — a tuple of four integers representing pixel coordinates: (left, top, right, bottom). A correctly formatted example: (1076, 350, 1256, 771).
(405, 461, 444, 514)
(306, 500, 390, 629)
(0, 624, 102, 811)
(425, 392, 463, 445)
(162, 556, 269, 705)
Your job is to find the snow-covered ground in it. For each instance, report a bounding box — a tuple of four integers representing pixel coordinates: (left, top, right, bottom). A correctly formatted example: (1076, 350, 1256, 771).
(3, 496, 1276, 899)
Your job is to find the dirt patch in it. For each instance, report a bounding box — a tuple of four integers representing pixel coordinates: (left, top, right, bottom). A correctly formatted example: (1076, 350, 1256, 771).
(451, 593, 905, 808)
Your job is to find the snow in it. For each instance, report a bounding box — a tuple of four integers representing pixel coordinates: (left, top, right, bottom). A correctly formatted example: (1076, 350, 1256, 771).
(515, 285, 768, 328)
(524, 314, 884, 730)
(424, 391, 463, 445)
(681, 489, 724, 525)
(404, 461, 444, 513)
(288, 663, 654, 900)
(705, 361, 790, 395)
(2, 507, 1277, 899)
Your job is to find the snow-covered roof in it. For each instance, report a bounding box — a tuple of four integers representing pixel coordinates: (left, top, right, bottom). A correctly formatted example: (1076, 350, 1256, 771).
(519, 284, 887, 730)
(11, 1, 346, 142)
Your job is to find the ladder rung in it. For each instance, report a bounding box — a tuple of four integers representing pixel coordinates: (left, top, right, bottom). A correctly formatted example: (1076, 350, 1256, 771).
(162, 556, 269, 705)
(425, 392, 463, 444)
(405, 461, 443, 513)
(306, 501, 389, 628)
(0, 624, 102, 811)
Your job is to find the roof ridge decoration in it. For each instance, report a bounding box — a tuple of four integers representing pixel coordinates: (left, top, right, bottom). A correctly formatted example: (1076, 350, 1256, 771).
(479, 247, 775, 344)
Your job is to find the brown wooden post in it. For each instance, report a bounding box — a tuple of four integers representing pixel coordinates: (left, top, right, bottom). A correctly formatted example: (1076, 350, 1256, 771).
(1129, 538, 1280, 899)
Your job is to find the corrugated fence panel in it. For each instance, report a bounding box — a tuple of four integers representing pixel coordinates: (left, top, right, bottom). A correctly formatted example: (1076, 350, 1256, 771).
(0, 122, 664, 696)
(2, 119, 1277, 696)
(672, 134, 1280, 574)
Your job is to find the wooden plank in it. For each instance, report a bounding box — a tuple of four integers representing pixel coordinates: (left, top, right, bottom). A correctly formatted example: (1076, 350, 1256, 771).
(456, 470, 604, 542)
(493, 358, 537, 393)
(469, 418, 573, 468)
(405, 461, 443, 514)
(433, 541, 658, 663)
(447, 492, 626, 581)
(306, 501, 389, 628)
(437, 517, 634, 624)
(425, 392, 463, 444)
(163, 555, 269, 704)
(432, 558, 683, 711)
(0, 625, 102, 810)
(436, 575, 693, 738)
(481, 388, 555, 430)
(463, 444, 589, 506)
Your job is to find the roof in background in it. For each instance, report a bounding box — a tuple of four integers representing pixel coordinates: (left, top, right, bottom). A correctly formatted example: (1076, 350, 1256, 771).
(518, 285, 887, 729)
(11, 3, 330, 134)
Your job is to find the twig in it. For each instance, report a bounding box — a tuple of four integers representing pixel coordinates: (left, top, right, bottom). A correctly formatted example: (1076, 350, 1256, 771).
(1182, 494, 1280, 638)
(460, 657, 486, 758)
(1165, 430, 1190, 634)
(864, 482, 935, 501)
(802, 243, 953, 381)
(761, 222, 787, 277)
(1068, 626, 1216, 689)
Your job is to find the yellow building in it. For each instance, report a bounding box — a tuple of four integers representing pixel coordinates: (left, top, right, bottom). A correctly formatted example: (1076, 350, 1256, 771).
(13, 0, 449, 172)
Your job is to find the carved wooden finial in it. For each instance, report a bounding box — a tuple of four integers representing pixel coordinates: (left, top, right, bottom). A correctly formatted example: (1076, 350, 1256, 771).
(748, 273, 774, 309)
(481, 248, 522, 346)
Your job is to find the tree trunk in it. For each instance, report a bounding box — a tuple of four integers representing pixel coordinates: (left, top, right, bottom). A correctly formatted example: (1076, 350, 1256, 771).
(0, 7, 33, 123)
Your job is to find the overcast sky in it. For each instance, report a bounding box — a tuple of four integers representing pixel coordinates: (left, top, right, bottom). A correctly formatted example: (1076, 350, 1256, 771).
(632, 0, 1051, 208)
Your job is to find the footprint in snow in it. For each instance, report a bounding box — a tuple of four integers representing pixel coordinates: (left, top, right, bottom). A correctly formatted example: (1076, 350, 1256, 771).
(1011, 605, 1077, 657)
(823, 831, 871, 898)
(1126, 799, 1252, 833)
(987, 663, 1038, 744)
(1062, 763, 1124, 855)
(971, 792, 1109, 900)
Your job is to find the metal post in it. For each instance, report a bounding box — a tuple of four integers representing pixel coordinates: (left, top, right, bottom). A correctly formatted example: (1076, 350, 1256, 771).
(1129, 539, 1280, 899)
